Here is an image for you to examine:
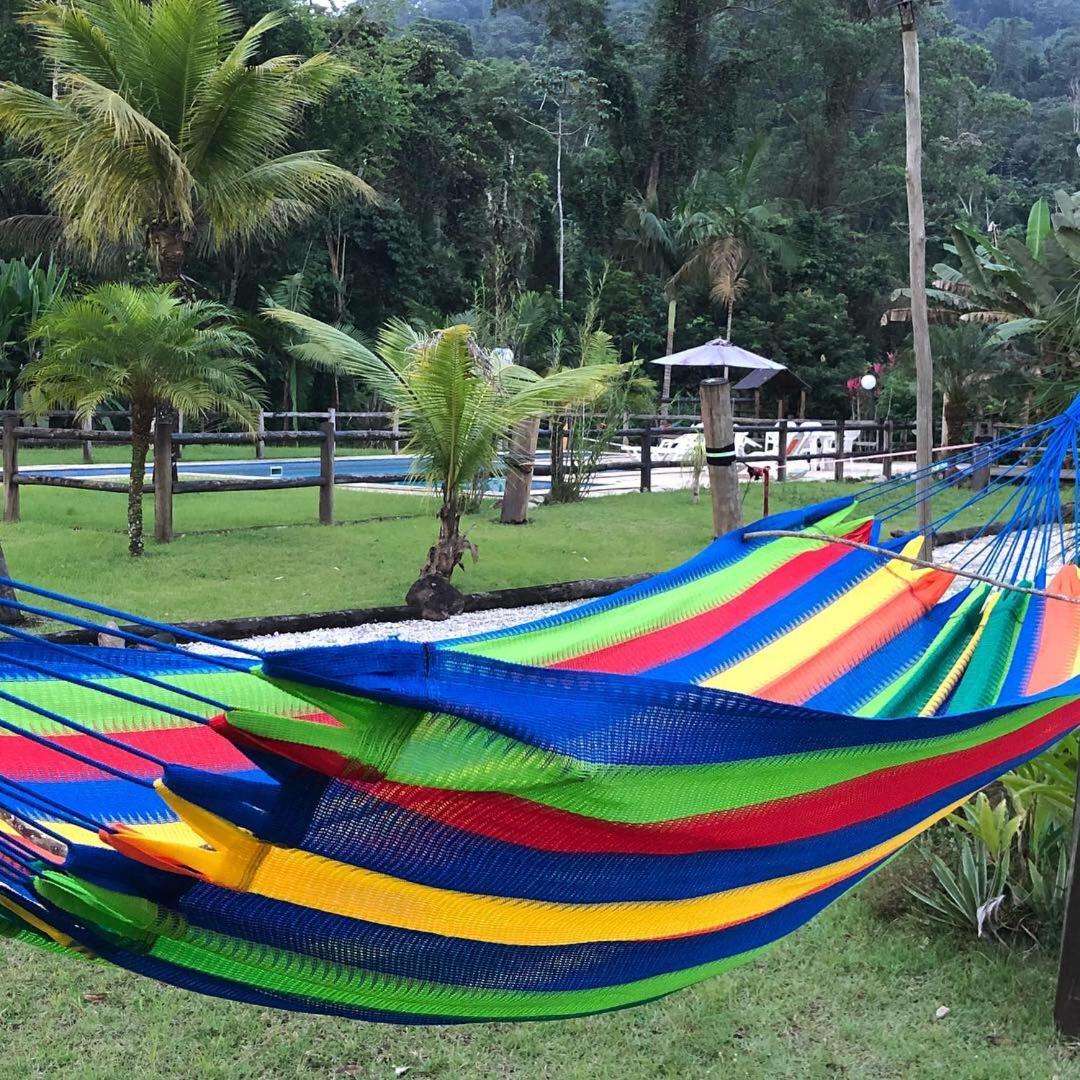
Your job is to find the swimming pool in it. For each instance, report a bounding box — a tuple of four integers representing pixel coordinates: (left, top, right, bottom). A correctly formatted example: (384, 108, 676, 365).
(23, 454, 553, 492)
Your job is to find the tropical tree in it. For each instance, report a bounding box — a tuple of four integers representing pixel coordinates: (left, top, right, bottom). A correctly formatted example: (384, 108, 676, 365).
(0, 255, 67, 406)
(24, 283, 261, 555)
(669, 138, 795, 342)
(0, 0, 373, 281)
(266, 311, 618, 611)
(921, 324, 1009, 446)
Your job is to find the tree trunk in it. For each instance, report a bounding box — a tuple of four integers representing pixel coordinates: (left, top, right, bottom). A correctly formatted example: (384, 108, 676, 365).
(901, 4, 934, 548)
(555, 104, 565, 306)
(150, 223, 189, 283)
(725, 298, 734, 341)
(660, 297, 677, 416)
(128, 403, 152, 557)
(422, 495, 469, 579)
(944, 394, 967, 450)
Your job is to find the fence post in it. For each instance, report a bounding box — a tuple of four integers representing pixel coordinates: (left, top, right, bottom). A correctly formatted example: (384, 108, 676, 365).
(391, 409, 401, 455)
(319, 419, 335, 525)
(883, 420, 894, 480)
(834, 418, 846, 482)
(81, 413, 94, 465)
(153, 421, 174, 543)
(3, 417, 18, 524)
(777, 418, 788, 483)
(255, 412, 266, 460)
(639, 422, 652, 493)
(699, 379, 742, 537)
(500, 417, 540, 525)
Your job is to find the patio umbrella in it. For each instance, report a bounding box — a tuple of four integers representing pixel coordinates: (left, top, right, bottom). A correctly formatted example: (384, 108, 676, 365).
(651, 338, 785, 380)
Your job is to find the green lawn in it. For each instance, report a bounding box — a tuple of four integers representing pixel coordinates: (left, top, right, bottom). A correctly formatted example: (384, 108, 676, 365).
(0, 478, 1015, 625)
(0, 893, 1075, 1079)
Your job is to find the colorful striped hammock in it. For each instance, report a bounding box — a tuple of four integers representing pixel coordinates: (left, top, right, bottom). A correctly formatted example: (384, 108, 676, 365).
(1, 405, 1080, 1023)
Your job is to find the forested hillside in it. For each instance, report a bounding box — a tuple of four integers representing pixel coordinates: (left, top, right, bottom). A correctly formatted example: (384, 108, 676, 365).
(1, 0, 1077, 416)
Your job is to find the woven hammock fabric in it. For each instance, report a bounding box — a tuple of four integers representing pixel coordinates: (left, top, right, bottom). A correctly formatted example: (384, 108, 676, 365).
(1, 409, 1080, 1022)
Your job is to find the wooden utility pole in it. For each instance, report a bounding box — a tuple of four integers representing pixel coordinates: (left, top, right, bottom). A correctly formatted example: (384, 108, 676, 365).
(900, 0, 934, 551)
(500, 418, 540, 525)
(699, 379, 742, 537)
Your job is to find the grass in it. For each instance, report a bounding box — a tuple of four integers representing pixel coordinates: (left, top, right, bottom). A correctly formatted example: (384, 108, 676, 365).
(0, 479, 1013, 625)
(0, 894, 1076, 1079)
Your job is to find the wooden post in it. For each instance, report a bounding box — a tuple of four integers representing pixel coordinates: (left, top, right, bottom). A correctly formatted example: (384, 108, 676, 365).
(319, 419, 335, 525)
(834, 418, 846, 482)
(777, 418, 789, 483)
(81, 413, 94, 465)
(699, 379, 741, 537)
(391, 409, 401, 455)
(2, 417, 18, 524)
(639, 422, 652, 493)
(900, 0, 934, 549)
(799, 389, 807, 419)
(255, 412, 266, 459)
(883, 419, 895, 480)
(500, 418, 540, 525)
(153, 420, 173, 543)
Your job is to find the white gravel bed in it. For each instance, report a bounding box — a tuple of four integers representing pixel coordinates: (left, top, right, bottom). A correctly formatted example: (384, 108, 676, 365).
(190, 599, 585, 655)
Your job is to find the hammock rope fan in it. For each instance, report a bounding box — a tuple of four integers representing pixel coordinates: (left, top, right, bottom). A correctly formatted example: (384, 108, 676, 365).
(0, 401, 1079, 1022)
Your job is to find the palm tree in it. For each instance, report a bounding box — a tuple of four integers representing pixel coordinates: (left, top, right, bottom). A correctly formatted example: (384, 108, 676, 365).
(0, 0, 373, 281)
(669, 137, 794, 342)
(24, 283, 261, 556)
(266, 311, 618, 611)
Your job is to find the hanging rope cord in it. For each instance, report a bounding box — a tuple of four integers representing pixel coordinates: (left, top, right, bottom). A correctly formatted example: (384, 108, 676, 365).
(741, 530, 1080, 606)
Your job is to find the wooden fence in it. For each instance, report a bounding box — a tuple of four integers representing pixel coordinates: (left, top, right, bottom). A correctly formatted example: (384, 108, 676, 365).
(0, 413, 932, 538)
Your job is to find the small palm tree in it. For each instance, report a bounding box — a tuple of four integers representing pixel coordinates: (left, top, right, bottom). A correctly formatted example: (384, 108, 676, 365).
(266, 310, 617, 609)
(0, 0, 372, 279)
(24, 283, 260, 555)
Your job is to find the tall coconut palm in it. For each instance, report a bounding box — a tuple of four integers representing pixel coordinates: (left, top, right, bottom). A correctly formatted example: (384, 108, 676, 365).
(0, 0, 373, 281)
(24, 283, 261, 555)
(670, 137, 794, 342)
(266, 311, 618, 610)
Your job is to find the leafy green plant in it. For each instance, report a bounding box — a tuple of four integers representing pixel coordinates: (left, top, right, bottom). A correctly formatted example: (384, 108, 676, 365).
(907, 834, 1010, 939)
(0, 255, 67, 406)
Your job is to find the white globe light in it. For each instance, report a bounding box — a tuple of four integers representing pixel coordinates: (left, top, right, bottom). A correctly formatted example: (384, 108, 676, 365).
(860, 373, 878, 392)
(490, 347, 515, 369)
